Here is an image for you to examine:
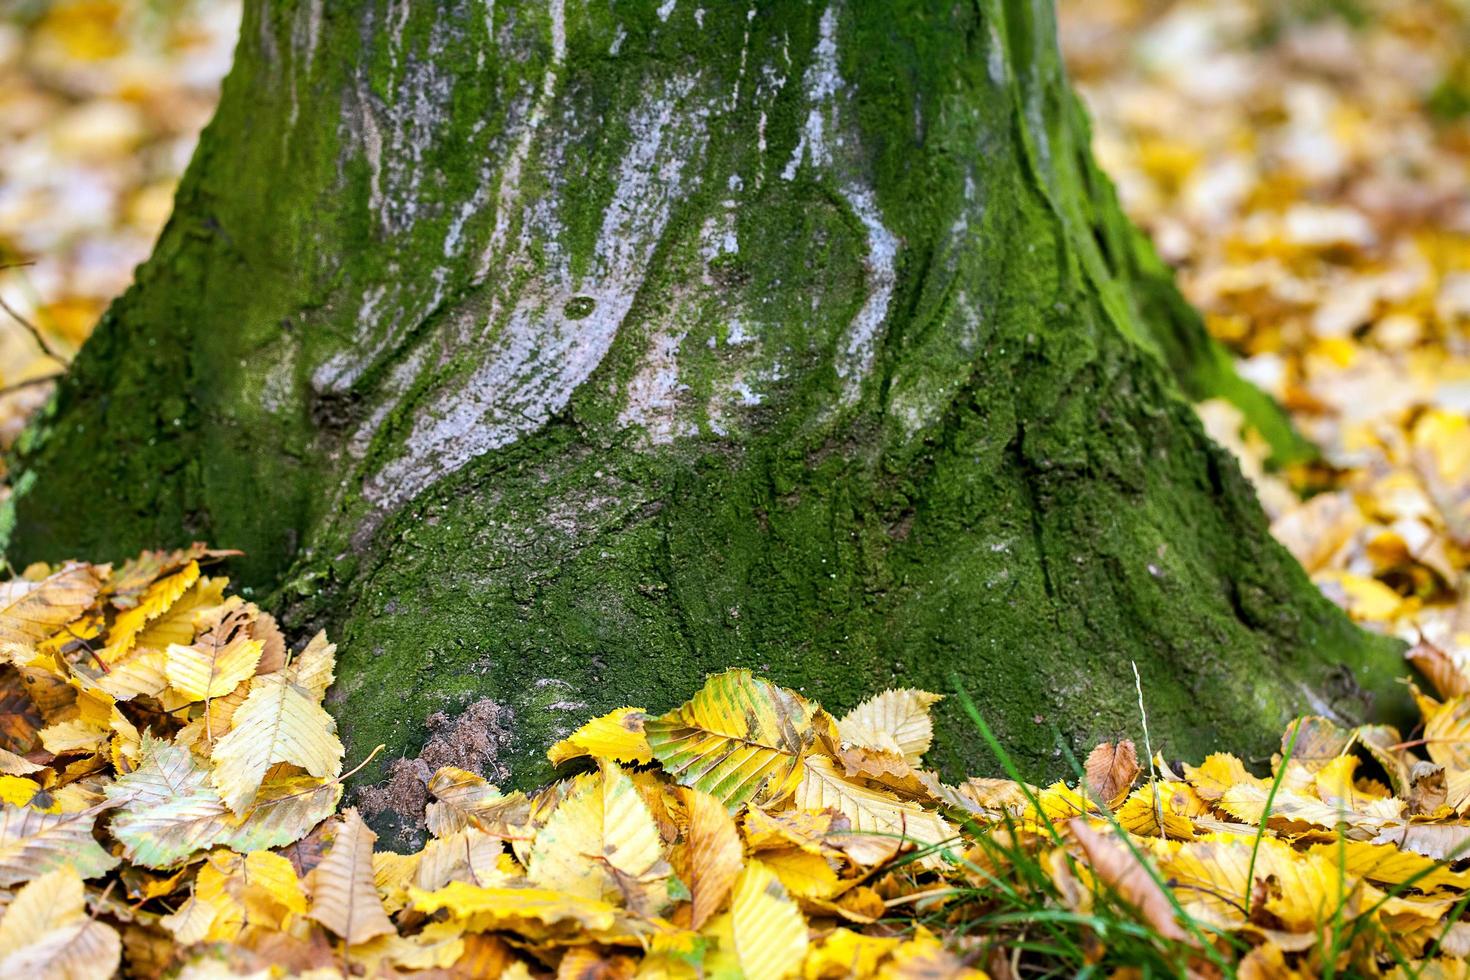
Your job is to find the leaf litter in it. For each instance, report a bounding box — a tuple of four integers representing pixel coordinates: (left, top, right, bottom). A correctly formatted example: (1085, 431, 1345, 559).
(1, 550, 1470, 976)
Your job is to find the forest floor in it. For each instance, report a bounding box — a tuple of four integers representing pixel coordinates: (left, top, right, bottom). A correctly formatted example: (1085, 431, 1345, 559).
(1, 1, 1470, 977)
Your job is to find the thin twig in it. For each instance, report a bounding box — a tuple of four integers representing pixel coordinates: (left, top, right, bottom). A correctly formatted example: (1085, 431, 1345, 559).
(89, 878, 117, 921)
(0, 293, 66, 363)
(1132, 661, 1165, 839)
(0, 372, 63, 397)
(881, 887, 963, 908)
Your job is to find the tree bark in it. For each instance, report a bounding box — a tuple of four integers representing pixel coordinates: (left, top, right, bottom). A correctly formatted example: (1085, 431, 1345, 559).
(2, 0, 1405, 842)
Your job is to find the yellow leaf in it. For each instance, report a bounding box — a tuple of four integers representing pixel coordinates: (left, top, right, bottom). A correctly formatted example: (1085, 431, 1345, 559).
(164, 636, 262, 703)
(681, 786, 743, 929)
(645, 669, 819, 808)
(794, 756, 953, 867)
(527, 762, 672, 914)
(108, 707, 141, 770)
(760, 846, 840, 900)
(304, 807, 395, 944)
(133, 576, 229, 651)
(189, 849, 305, 941)
(158, 894, 215, 946)
(1184, 753, 1263, 801)
(1161, 838, 1253, 929)
(373, 850, 422, 914)
(1424, 695, 1470, 771)
(836, 689, 942, 764)
(876, 927, 986, 979)
(286, 630, 336, 702)
(1310, 840, 1470, 893)
(424, 766, 529, 838)
(407, 879, 619, 933)
(209, 673, 343, 813)
(239, 850, 308, 926)
(547, 706, 653, 767)
(0, 867, 120, 980)
(804, 928, 900, 979)
(0, 564, 104, 649)
(726, 860, 807, 980)
(350, 920, 465, 972)
(1028, 781, 1099, 826)
(1413, 408, 1470, 545)
(413, 827, 509, 892)
(1317, 571, 1405, 622)
(100, 561, 199, 664)
(1257, 842, 1355, 932)
(1115, 782, 1208, 838)
(0, 775, 38, 808)
(743, 807, 840, 855)
(1219, 781, 1399, 835)
(93, 647, 169, 702)
(37, 718, 107, 755)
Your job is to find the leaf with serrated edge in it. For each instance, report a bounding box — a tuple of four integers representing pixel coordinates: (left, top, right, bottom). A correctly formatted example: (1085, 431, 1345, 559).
(101, 562, 199, 664)
(209, 674, 343, 813)
(287, 631, 336, 703)
(645, 669, 818, 808)
(0, 803, 118, 885)
(134, 577, 230, 652)
(305, 807, 395, 945)
(681, 786, 743, 929)
(424, 766, 529, 838)
(165, 636, 262, 704)
(1084, 740, 1139, 808)
(0, 564, 103, 649)
(793, 755, 953, 866)
(104, 735, 231, 867)
(0, 867, 120, 980)
(528, 762, 671, 914)
(220, 773, 343, 853)
(837, 688, 942, 763)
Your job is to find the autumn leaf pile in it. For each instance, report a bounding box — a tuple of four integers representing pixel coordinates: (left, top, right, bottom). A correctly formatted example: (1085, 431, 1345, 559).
(0, 0, 236, 473)
(1061, 0, 1470, 645)
(5, 549, 1470, 977)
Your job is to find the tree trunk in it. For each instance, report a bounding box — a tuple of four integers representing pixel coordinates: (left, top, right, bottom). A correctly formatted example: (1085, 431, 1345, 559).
(2, 0, 1405, 842)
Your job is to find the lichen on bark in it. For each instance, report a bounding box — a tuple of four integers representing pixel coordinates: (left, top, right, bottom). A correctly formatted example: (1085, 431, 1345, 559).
(3, 0, 1407, 844)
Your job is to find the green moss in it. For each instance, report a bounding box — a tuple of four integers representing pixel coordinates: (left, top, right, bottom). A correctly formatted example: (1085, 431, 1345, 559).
(4, 0, 1409, 845)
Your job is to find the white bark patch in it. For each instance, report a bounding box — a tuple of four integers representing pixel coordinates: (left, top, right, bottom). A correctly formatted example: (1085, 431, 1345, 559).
(294, 0, 323, 68)
(477, 0, 566, 281)
(781, 3, 898, 404)
(617, 324, 692, 443)
(366, 77, 710, 508)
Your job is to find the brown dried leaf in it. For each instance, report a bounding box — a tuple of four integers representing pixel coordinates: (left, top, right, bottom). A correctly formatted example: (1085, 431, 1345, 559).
(1084, 740, 1139, 808)
(1067, 819, 1190, 943)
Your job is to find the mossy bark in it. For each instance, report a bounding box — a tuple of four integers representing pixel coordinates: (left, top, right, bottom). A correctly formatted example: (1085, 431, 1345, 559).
(3, 0, 1406, 842)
